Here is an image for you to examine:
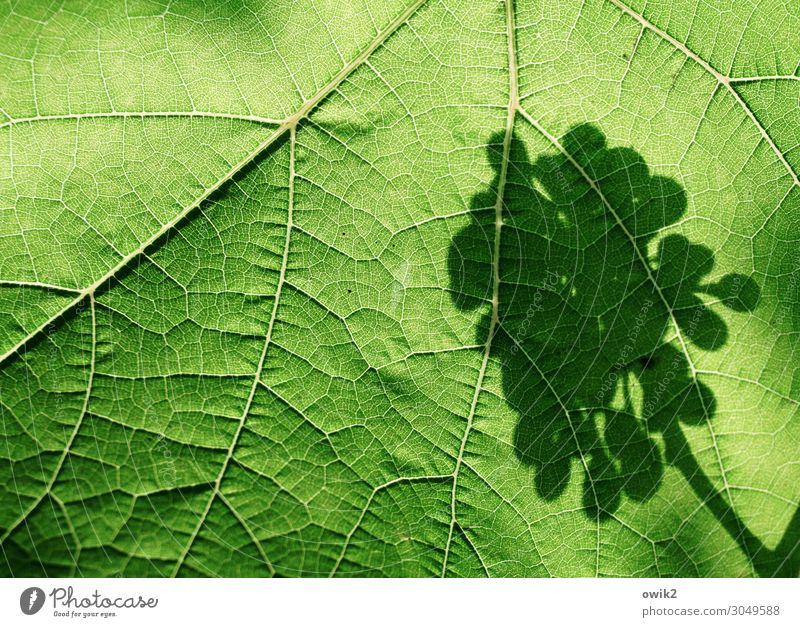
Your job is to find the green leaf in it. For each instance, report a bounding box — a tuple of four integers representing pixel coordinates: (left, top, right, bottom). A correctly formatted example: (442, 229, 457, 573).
(1, 0, 798, 577)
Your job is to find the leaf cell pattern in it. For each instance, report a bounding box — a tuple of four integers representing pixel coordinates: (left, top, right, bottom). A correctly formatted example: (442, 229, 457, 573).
(0, 0, 798, 577)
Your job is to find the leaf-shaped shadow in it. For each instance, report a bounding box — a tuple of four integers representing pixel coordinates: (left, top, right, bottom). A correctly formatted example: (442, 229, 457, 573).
(446, 125, 794, 572)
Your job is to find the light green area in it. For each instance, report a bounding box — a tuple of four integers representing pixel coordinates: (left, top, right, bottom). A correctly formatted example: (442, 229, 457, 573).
(0, 0, 798, 577)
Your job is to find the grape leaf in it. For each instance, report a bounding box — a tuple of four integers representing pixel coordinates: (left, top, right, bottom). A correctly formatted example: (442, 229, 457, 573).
(1, 0, 798, 577)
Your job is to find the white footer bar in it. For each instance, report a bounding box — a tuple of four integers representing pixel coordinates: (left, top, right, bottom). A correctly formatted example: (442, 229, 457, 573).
(1, 578, 797, 626)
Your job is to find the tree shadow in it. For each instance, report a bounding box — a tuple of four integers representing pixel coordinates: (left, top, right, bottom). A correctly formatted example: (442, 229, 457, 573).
(448, 123, 798, 576)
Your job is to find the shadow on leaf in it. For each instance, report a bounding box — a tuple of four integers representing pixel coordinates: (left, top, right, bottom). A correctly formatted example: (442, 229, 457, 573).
(447, 123, 800, 576)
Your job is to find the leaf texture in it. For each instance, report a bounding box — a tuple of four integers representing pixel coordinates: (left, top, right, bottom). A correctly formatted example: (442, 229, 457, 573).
(0, 0, 799, 577)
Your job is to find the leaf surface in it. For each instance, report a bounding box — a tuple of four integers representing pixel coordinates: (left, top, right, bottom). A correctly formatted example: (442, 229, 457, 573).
(1, 0, 798, 577)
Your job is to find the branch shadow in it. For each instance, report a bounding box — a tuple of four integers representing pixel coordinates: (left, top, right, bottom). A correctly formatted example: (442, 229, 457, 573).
(448, 124, 797, 576)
